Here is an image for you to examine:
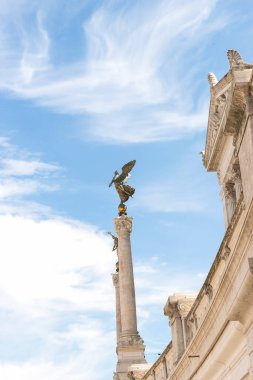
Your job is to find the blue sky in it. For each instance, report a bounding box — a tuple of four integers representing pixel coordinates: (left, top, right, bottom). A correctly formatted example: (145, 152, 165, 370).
(0, 0, 253, 379)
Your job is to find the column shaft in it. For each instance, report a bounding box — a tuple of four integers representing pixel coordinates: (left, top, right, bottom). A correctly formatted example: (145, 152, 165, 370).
(118, 230, 137, 335)
(112, 273, 122, 343)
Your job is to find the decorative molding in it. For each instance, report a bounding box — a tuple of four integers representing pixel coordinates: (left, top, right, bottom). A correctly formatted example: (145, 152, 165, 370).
(114, 215, 132, 234)
(118, 334, 144, 347)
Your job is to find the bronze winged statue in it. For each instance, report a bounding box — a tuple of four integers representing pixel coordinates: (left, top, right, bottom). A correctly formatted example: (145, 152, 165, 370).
(109, 160, 136, 215)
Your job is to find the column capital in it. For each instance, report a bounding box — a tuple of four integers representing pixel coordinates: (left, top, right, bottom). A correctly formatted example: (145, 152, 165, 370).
(164, 293, 197, 322)
(112, 273, 119, 286)
(114, 215, 133, 235)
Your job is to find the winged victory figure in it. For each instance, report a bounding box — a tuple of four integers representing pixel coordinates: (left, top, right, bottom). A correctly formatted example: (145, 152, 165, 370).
(109, 160, 136, 215)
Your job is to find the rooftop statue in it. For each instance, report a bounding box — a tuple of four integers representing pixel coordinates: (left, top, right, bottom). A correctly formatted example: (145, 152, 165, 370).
(109, 160, 136, 216)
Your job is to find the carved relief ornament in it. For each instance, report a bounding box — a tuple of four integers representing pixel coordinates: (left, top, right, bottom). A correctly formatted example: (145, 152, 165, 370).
(231, 162, 241, 182)
(224, 182, 236, 199)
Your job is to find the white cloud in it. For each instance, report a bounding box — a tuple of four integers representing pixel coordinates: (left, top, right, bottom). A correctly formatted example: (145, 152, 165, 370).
(0, 213, 117, 379)
(0, 0, 228, 142)
(0, 159, 59, 176)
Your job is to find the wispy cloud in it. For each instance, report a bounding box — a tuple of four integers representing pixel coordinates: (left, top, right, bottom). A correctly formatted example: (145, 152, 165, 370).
(0, 159, 59, 176)
(0, 0, 229, 143)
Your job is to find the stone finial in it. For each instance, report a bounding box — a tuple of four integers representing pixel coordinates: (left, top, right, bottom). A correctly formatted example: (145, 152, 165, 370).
(227, 50, 244, 68)
(208, 72, 218, 87)
(114, 215, 132, 235)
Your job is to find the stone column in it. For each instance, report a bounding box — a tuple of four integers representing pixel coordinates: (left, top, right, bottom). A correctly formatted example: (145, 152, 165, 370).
(164, 293, 196, 364)
(113, 215, 146, 380)
(112, 272, 121, 344)
(114, 215, 137, 338)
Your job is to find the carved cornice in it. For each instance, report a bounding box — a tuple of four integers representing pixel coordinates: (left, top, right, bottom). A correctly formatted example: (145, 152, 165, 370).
(114, 215, 132, 235)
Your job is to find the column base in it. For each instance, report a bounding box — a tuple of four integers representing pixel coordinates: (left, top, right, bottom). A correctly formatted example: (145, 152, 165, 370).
(115, 334, 146, 380)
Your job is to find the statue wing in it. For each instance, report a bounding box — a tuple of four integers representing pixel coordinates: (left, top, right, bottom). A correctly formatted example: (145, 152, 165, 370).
(121, 160, 136, 176)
